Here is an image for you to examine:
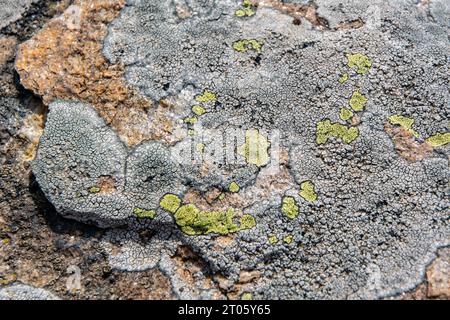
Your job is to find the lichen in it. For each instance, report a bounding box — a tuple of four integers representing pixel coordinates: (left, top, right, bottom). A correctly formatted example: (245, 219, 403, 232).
(89, 186, 101, 193)
(196, 143, 205, 153)
(173, 204, 255, 236)
(316, 119, 359, 145)
(426, 132, 450, 147)
(195, 90, 217, 103)
(338, 73, 349, 84)
(159, 194, 181, 214)
(388, 115, 419, 138)
(299, 180, 318, 202)
(347, 53, 372, 75)
(349, 90, 367, 112)
(237, 129, 270, 167)
(229, 181, 240, 193)
(281, 196, 299, 219)
(233, 39, 262, 53)
(192, 105, 206, 116)
(241, 292, 253, 300)
(268, 235, 278, 244)
(133, 207, 156, 219)
(235, 0, 256, 17)
(283, 235, 294, 244)
(184, 117, 198, 125)
(339, 107, 354, 121)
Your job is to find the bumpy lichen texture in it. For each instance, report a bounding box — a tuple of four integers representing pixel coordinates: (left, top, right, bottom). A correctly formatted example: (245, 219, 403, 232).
(347, 53, 372, 74)
(426, 133, 450, 148)
(25, 0, 450, 300)
(316, 120, 359, 145)
(388, 115, 420, 138)
(281, 196, 299, 219)
(299, 181, 318, 202)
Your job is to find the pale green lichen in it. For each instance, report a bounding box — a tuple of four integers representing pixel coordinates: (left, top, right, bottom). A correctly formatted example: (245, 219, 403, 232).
(173, 204, 256, 236)
(237, 128, 270, 167)
(89, 186, 100, 193)
(218, 193, 225, 201)
(316, 119, 359, 145)
(195, 90, 217, 103)
(235, 0, 256, 17)
(229, 181, 240, 193)
(184, 116, 198, 124)
(299, 180, 318, 202)
(349, 90, 367, 111)
(338, 73, 349, 84)
(233, 39, 262, 53)
(347, 53, 372, 75)
(268, 234, 278, 244)
(283, 235, 294, 244)
(388, 115, 420, 138)
(241, 292, 253, 300)
(240, 214, 256, 229)
(188, 129, 195, 136)
(192, 105, 206, 116)
(339, 107, 354, 121)
(281, 196, 299, 219)
(159, 194, 181, 213)
(426, 132, 450, 147)
(133, 207, 156, 219)
(196, 143, 205, 153)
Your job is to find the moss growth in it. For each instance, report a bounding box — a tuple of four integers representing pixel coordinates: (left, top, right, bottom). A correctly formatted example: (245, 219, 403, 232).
(426, 132, 450, 147)
(192, 105, 206, 116)
(160, 194, 181, 213)
(173, 204, 255, 236)
(241, 292, 253, 300)
(233, 39, 262, 53)
(195, 90, 217, 103)
(184, 117, 198, 124)
(349, 90, 367, 111)
(283, 235, 294, 244)
(268, 234, 278, 244)
(339, 107, 354, 121)
(133, 207, 156, 219)
(89, 186, 100, 193)
(281, 196, 299, 219)
(229, 181, 240, 193)
(316, 119, 359, 145)
(299, 180, 318, 202)
(237, 128, 270, 167)
(338, 73, 349, 84)
(347, 53, 372, 75)
(388, 115, 420, 138)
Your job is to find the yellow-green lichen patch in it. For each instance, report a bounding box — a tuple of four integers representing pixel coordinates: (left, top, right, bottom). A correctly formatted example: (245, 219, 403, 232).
(184, 116, 198, 124)
(268, 234, 278, 244)
(426, 132, 450, 147)
(188, 129, 195, 136)
(196, 143, 205, 153)
(281, 196, 299, 219)
(349, 90, 367, 111)
(339, 107, 354, 121)
(218, 193, 225, 201)
(192, 105, 206, 116)
(241, 292, 253, 300)
(299, 180, 318, 202)
(240, 214, 256, 229)
(347, 53, 372, 75)
(133, 207, 156, 219)
(235, 0, 256, 17)
(388, 115, 420, 138)
(229, 181, 240, 193)
(89, 186, 101, 193)
(195, 90, 217, 103)
(173, 204, 256, 236)
(159, 194, 181, 213)
(338, 73, 349, 84)
(237, 128, 270, 167)
(316, 119, 359, 145)
(233, 39, 262, 53)
(283, 235, 294, 244)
